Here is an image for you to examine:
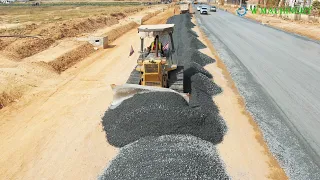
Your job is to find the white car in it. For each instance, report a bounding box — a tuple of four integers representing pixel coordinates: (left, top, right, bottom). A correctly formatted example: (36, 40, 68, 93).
(210, 6, 216, 12)
(197, 5, 202, 11)
(200, 6, 208, 14)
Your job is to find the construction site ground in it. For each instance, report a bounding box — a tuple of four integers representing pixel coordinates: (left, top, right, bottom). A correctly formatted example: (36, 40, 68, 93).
(1, 5, 287, 180)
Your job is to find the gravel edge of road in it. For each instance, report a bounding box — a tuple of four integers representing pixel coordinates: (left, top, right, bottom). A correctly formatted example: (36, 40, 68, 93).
(194, 13, 320, 180)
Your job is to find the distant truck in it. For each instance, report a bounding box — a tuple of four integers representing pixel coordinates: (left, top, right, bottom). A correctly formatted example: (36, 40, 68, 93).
(179, 2, 190, 14)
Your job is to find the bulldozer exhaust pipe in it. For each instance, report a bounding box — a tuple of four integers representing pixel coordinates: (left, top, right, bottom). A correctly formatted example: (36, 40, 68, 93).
(155, 37, 158, 57)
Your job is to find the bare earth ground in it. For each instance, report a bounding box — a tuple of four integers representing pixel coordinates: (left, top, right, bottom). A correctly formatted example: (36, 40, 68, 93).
(0, 8, 173, 180)
(0, 6, 145, 30)
(0, 5, 168, 108)
(216, 5, 320, 41)
(191, 17, 287, 179)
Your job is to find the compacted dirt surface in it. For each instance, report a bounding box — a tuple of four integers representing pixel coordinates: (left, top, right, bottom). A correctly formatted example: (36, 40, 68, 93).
(1, 8, 287, 180)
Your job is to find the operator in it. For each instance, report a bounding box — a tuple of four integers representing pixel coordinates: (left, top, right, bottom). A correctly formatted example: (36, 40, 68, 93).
(147, 35, 164, 56)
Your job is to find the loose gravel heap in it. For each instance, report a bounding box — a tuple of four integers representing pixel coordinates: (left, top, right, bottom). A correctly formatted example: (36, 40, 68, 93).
(100, 14, 228, 179)
(98, 135, 230, 180)
(103, 91, 226, 147)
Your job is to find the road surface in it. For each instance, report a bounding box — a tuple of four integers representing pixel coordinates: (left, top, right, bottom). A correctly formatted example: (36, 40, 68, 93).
(195, 7, 320, 179)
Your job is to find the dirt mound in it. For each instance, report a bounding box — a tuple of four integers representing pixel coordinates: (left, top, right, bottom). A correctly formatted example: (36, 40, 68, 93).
(48, 43, 94, 73)
(0, 89, 22, 109)
(3, 38, 55, 60)
(106, 22, 138, 43)
(143, 8, 174, 24)
(110, 12, 127, 20)
(142, 10, 162, 23)
(37, 16, 119, 40)
(0, 38, 16, 51)
(1, 16, 119, 60)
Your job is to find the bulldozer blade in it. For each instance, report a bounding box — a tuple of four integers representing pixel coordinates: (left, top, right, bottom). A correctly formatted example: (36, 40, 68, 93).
(110, 84, 189, 109)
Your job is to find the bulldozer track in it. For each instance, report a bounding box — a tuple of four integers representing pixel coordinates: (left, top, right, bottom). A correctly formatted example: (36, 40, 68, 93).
(168, 66, 184, 93)
(126, 68, 141, 85)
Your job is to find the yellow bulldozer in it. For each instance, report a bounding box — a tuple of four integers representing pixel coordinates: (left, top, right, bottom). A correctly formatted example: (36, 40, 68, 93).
(110, 24, 188, 108)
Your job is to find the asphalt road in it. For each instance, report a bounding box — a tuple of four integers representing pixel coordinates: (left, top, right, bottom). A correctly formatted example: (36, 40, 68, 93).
(194, 7, 320, 179)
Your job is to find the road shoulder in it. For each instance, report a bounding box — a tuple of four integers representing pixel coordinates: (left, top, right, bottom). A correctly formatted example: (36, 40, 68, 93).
(191, 15, 287, 180)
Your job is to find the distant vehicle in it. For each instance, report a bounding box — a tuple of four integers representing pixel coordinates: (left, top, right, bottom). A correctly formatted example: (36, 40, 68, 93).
(197, 5, 202, 11)
(179, 3, 189, 14)
(200, 6, 208, 14)
(193, 0, 198, 4)
(210, 6, 216, 12)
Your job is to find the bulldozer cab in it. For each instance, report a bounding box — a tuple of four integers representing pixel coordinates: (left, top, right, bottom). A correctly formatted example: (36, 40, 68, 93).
(110, 24, 185, 106)
(136, 24, 178, 88)
(137, 24, 175, 63)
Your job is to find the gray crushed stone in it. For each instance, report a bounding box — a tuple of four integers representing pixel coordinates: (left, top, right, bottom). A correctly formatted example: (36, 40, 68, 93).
(191, 73, 222, 96)
(98, 135, 230, 180)
(185, 62, 213, 79)
(102, 91, 226, 147)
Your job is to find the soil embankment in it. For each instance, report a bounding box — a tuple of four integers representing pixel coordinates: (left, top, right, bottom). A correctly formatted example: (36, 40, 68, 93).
(0, 5, 170, 109)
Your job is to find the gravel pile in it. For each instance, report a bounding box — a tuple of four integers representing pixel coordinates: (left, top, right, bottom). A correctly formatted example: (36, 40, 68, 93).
(98, 135, 230, 180)
(168, 14, 215, 93)
(102, 91, 226, 147)
(189, 73, 222, 109)
(100, 14, 228, 179)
